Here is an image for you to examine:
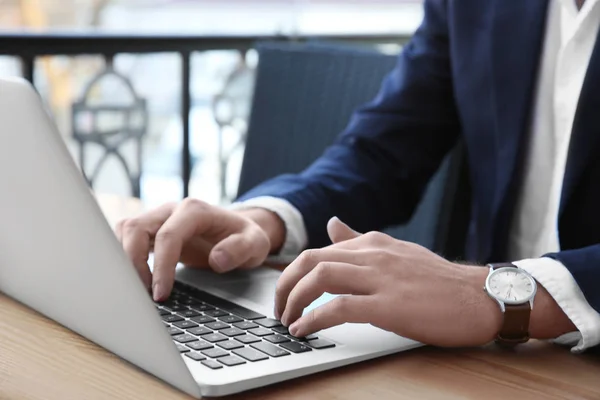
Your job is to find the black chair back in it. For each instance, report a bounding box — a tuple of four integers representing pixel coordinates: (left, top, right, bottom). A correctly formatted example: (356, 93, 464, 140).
(238, 42, 469, 258)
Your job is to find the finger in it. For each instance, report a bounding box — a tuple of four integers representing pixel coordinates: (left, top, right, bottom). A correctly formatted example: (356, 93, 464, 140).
(327, 217, 361, 244)
(115, 220, 125, 242)
(208, 228, 268, 273)
(288, 295, 372, 337)
(118, 204, 175, 289)
(324, 230, 397, 253)
(121, 227, 153, 290)
(152, 200, 243, 300)
(127, 203, 176, 233)
(281, 262, 376, 326)
(274, 248, 367, 319)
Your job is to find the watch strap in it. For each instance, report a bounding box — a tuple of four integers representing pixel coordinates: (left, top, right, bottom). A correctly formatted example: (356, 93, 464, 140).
(497, 303, 531, 345)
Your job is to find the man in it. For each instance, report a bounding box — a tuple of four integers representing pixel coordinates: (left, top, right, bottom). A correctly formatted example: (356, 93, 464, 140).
(117, 0, 600, 351)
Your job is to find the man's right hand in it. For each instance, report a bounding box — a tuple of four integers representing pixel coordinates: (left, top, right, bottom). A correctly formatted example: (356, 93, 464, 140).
(115, 198, 285, 301)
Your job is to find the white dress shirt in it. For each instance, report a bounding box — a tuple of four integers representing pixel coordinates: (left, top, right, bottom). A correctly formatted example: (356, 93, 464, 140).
(231, 0, 600, 351)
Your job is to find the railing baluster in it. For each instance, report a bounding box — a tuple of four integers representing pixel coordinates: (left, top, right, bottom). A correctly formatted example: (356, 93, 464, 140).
(181, 51, 192, 198)
(21, 56, 35, 83)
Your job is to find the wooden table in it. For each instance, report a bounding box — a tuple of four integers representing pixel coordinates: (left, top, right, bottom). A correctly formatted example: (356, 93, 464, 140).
(1, 194, 599, 400)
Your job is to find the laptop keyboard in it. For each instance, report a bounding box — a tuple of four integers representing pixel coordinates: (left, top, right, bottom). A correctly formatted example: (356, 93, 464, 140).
(156, 281, 336, 369)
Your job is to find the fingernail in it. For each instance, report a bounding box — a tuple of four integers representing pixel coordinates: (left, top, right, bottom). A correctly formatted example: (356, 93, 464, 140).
(274, 307, 281, 320)
(153, 283, 165, 302)
(212, 250, 232, 272)
(280, 312, 289, 327)
(289, 322, 300, 336)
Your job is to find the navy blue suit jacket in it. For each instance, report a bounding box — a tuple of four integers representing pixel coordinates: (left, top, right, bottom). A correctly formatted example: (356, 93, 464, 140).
(239, 1, 600, 316)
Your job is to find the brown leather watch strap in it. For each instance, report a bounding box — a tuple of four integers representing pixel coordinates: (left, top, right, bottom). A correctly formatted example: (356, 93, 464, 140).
(497, 303, 531, 345)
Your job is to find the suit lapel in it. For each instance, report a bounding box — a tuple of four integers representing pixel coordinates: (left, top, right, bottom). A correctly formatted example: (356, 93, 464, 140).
(560, 28, 600, 215)
(489, 0, 550, 222)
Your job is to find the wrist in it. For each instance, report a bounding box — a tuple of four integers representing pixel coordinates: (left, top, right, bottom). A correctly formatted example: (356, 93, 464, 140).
(237, 208, 286, 254)
(529, 283, 576, 339)
(461, 265, 504, 345)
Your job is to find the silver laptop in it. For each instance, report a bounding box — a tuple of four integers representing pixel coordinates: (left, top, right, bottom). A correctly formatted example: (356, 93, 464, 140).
(0, 77, 421, 397)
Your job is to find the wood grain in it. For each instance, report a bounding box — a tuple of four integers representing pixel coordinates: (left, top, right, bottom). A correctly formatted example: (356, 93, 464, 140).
(1, 194, 599, 399)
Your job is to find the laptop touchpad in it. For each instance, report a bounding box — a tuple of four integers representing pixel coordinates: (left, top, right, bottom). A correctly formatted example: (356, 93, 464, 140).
(174, 265, 281, 309)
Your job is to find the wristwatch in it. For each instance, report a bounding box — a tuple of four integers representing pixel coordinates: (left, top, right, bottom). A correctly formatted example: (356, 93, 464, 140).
(483, 262, 537, 345)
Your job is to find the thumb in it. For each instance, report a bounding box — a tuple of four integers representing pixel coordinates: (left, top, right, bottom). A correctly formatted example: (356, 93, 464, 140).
(208, 230, 269, 273)
(327, 216, 361, 244)
(208, 233, 251, 273)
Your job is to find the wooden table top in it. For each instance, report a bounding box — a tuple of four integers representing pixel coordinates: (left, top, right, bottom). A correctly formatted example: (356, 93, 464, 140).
(1, 194, 599, 400)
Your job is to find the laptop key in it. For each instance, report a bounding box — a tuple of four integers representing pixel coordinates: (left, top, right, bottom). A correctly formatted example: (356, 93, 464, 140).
(177, 309, 201, 318)
(204, 309, 228, 318)
(289, 334, 318, 341)
(306, 339, 336, 349)
(205, 321, 230, 330)
(201, 348, 229, 358)
(162, 314, 184, 323)
(172, 320, 199, 329)
(280, 341, 312, 353)
(185, 352, 206, 361)
(175, 344, 190, 353)
(167, 327, 184, 336)
(248, 327, 274, 337)
(187, 326, 212, 336)
(163, 304, 187, 312)
(232, 347, 268, 362)
(264, 334, 290, 344)
(221, 327, 245, 337)
(201, 359, 223, 370)
(187, 341, 213, 351)
(235, 334, 261, 344)
(217, 340, 244, 350)
(191, 304, 215, 312)
(233, 321, 258, 330)
(222, 306, 265, 321)
(251, 342, 291, 358)
(201, 333, 228, 343)
(157, 308, 170, 316)
(254, 318, 282, 328)
(190, 315, 215, 324)
(272, 326, 289, 335)
(157, 299, 178, 307)
(218, 356, 246, 367)
(174, 334, 199, 344)
(219, 315, 243, 324)
(179, 298, 202, 306)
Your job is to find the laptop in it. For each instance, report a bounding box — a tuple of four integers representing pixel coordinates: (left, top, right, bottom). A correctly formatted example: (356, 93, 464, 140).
(0, 77, 421, 397)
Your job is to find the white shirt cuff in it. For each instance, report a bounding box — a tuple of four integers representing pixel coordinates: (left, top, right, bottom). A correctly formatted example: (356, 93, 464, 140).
(228, 196, 308, 262)
(513, 257, 600, 353)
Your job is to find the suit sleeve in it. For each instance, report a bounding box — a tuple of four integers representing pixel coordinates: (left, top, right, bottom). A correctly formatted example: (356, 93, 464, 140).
(544, 245, 600, 320)
(237, 0, 461, 249)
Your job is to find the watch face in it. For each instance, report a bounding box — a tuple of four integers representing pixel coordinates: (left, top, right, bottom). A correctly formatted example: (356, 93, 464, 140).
(486, 267, 536, 304)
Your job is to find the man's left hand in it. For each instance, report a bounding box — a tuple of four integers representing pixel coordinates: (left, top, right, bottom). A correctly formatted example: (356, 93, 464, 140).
(275, 217, 503, 347)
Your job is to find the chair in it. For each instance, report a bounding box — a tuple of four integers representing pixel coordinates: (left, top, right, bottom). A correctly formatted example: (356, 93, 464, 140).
(237, 42, 469, 259)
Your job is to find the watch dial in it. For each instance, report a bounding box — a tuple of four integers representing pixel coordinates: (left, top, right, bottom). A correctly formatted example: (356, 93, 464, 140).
(489, 269, 535, 303)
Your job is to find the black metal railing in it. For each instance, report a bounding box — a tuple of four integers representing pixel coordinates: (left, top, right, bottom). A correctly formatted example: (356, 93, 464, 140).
(0, 32, 409, 199)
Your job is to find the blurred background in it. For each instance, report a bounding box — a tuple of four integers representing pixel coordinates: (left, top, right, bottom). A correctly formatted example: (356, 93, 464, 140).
(0, 0, 422, 208)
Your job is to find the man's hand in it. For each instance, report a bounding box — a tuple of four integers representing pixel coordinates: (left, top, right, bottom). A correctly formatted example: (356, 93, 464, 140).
(276, 217, 504, 347)
(116, 198, 285, 301)
(276, 218, 577, 346)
